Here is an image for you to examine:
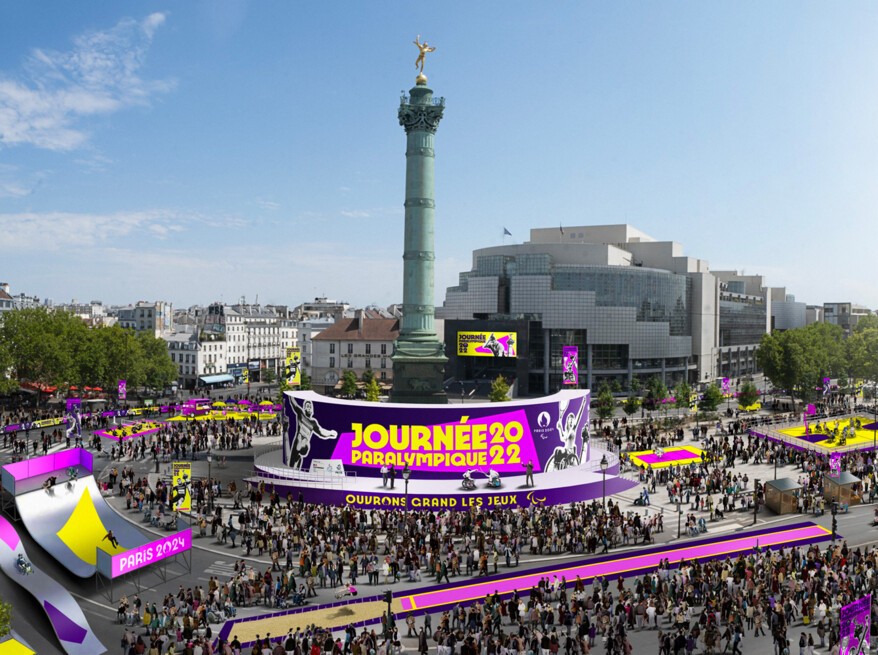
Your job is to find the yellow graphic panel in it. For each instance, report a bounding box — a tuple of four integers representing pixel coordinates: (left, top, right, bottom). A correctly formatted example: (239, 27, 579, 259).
(56, 487, 126, 565)
(0, 638, 37, 655)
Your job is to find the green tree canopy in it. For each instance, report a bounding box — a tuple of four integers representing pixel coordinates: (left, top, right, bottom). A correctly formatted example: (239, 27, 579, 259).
(488, 375, 510, 402)
(340, 370, 358, 398)
(364, 377, 381, 402)
(622, 394, 641, 417)
(643, 376, 668, 412)
(673, 381, 692, 412)
(757, 322, 845, 403)
(0, 308, 178, 400)
(0, 599, 11, 638)
(594, 382, 616, 421)
(737, 380, 760, 408)
(699, 384, 723, 413)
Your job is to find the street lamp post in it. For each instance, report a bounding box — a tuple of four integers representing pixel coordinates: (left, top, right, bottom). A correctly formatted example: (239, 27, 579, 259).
(753, 479, 760, 525)
(600, 455, 608, 512)
(207, 451, 213, 513)
(677, 499, 683, 539)
(403, 465, 411, 511)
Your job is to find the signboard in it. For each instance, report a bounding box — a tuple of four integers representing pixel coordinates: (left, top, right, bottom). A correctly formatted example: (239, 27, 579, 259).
(285, 347, 302, 387)
(310, 459, 346, 477)
(65, 398, 82, 438)
(241, 368, 249, 384)
(248, 360, 260, 370)
(171, 462, 192, 512)
(823, 377, 832, 396)
(829, 452, 842, 478)
(118, 379, 127, 400)
(721, 377, 731, 395)
(97, 529, 192, 579)
(456, 331, 517, 358)
(840, 594, 871, 655)
(284, 390, 591, 488)
(562, 346, 578, 386)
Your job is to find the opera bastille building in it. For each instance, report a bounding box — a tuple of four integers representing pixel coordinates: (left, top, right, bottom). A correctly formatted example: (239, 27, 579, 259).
(439, 224, 787, 396)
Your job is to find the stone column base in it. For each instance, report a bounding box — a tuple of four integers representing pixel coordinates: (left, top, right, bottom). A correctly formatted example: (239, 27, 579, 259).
(391, 358, 448, 404)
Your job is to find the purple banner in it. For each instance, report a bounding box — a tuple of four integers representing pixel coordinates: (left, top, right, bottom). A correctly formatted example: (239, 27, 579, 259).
(99, 529, 192, 579)
(285, 390, 591, 485)
(721, 377, 731, 394)
(823, 377, 832, 396)
(117, 379, 127, 400)
(65, 398, 82, 438)
(562, 346, 579, 386)
(839, 594, 871, 655)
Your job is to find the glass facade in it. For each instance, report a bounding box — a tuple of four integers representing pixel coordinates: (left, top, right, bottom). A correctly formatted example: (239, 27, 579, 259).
(553, 266, 692, 336)
(719, 295, 766, 347)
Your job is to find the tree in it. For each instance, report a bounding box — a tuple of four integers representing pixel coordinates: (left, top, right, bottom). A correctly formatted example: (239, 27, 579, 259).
(699, 384, 724, 413)
(622, 394, 641, 418)
(488, 375, 510, 402)
(674, 381, 692, 412)
(364, 377, 381, 402)
(737, 380, 760, 409)
(594, 383, 616, 421)
(136, 332, 177, 391)
(361, 369, 376, 384)
(262, 368, 277, 385)
(757, 323, 845, 406)
(299, 372, 312, 391)
(643, 377, 668, 412)
(0, 599, 11, 638)
(340, 370, 358, 398)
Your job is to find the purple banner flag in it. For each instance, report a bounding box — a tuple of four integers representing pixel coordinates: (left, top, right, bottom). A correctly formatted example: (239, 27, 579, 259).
(118, 379, 127, 400)
(562, 346, 579, 386)
(839, 594, 871, 655)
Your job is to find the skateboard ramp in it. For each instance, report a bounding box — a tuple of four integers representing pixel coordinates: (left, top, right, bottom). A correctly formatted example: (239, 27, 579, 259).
(15, 475, 152, 578)
(0, 515, 106, 655)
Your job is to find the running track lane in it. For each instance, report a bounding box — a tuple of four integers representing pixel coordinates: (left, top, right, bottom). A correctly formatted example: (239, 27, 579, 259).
(399, 523, 832, 611)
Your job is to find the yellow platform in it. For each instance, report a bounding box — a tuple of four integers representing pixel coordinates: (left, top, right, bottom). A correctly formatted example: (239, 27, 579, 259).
(779, 416, 878, 450)
(56, 487, 126, 564)
(627, 445, 705, 469)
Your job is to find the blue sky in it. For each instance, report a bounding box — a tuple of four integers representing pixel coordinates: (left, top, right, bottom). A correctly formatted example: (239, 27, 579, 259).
(1, 2, 876, 309)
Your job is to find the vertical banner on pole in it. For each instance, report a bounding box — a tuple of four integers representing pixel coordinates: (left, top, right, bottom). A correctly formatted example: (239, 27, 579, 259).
(562, 346, 579, 386)
(171, 462, 192, 512)
(839, 594, 870, 655)
(721, 377, 731, 396)
(285, 347, 302, 386)
(117, 379, 127, 401)
(65, 398, 82, 438)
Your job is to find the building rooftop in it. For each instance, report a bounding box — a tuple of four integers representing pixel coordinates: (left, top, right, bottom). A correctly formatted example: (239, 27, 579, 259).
(313, 317, 400, 341)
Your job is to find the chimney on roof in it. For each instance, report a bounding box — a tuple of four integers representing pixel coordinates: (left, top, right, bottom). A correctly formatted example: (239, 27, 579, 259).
(356, 308, 364, 336)
(0, 282, 9, 294)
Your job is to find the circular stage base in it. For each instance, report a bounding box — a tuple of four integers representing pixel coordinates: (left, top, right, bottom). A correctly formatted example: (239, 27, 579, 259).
(248, 449, 637, 509)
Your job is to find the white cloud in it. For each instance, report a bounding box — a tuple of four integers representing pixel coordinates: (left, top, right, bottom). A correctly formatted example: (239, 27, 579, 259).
(255, 198, 280, 211)
(0, 164, 43, 198)
(340, 210, 371, 219)
(0, 209, 244, 250)
(0, 13, 173, 151)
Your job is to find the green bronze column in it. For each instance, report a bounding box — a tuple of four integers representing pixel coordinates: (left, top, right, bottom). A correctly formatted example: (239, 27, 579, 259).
(391, 70, 448, 404)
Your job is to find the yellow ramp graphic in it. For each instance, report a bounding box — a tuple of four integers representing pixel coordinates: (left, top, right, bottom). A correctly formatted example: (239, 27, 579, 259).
(0, 638, 37, 655)
(56, 487, 126, 565)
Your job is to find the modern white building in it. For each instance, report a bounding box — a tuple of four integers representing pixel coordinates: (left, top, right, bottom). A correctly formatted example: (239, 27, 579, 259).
(823, 302, 873, 334)
(768, 288, 807, 331)
(440, 224, 776, 395)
